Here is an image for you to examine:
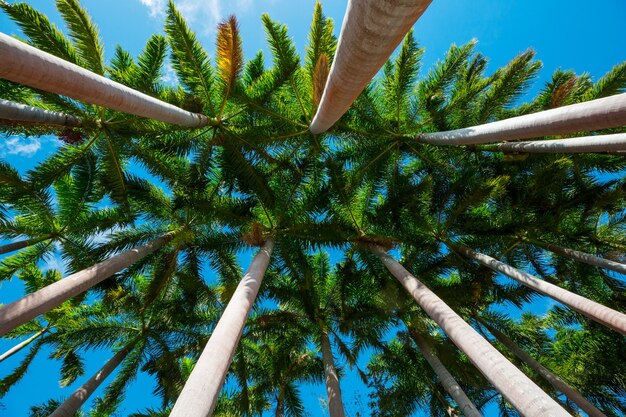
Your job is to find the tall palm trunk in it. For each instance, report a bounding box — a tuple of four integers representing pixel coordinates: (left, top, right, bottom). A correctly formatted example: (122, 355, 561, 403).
(0, 98, 81, 126)
(409, 330, 483, 417)
(170, 240, 274, 417)
(417, 93, 626, 145)
(369, 245, 570, 417)
(0, 325, 49, 363)
(0, 235, 51, 255)
(456, 245, 626, 335)
(275, 386, 285, 417)
(49, 344, 134, 417)
(0, 33, 207, 128)
(0, 234, 173, 336)
(479, 319, 608, 417)
(482, 133, 626, 153)
(530, 240, 626, 275)
(320, 328, 346, 417)
(309, 0, 432, 134)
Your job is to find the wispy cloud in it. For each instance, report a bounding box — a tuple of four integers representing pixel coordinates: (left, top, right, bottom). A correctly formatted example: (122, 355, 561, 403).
(138, 0, 253, 35)
(1, 136, 42, 157)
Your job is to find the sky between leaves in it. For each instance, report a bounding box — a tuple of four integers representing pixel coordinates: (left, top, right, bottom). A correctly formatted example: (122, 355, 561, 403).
(0, 0, 625, 416)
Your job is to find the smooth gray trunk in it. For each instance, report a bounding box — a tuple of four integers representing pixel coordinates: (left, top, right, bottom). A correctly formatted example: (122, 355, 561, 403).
(480, 320, 608, 417)
(488, 133, 626, 153)
(0, 235, 51, 255)
(418, 93, 626, 145)
(170, 240, 274, 417)
(0, 234, 173, 336)
(0, 98, 80, 126)
(0, 326, 48, 362)
(309, 0, 432, 134)
(320, 329, 346, 417)
(369, 245, 570, 417)
(0, 33, 207, 128)
(49, 346, 132, 417)
(457, 245, 626, 335)
(535, 241, 626, 275)
(410, 331, 483, 417)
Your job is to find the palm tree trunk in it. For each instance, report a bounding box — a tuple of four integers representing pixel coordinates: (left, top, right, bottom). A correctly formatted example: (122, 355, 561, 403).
(417, 93, 626, 145)
(0, 234, 173, 336)
(320, 328, 346, 417)
(0, 33, 207, 128)
(456, 245, 626, 335)
(369, 245, 570, 417)
(478, 320, 608, 417)
(0, 98, 81, 126)
(409, 330, 483, 417)
(170, 240, 274, 417)
(275, 386, 285, 417)
(0, 235, 51, 255)
(49, 345, 133, 417)
(0, 325, 48, 363)
(309, 0, 432, 134)
(530, 240, 626, 275)
(481, 133, 626, 153)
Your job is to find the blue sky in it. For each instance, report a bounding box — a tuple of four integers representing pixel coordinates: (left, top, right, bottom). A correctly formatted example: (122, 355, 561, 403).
(1, 0, 625, 416)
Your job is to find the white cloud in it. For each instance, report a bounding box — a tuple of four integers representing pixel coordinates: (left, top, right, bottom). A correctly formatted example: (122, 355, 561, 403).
(2, 136, 41, 157)
(138, 0, 254, 35)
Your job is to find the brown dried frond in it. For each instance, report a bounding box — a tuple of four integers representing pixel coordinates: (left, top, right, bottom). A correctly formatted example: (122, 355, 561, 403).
(355, 234, 395, 252)
(550, 75, 577, 108)
(58, 127, 85, 145)
(242, 221, 266, 247)
(313, 53, 329, 107)
(217, 15, 243, 101)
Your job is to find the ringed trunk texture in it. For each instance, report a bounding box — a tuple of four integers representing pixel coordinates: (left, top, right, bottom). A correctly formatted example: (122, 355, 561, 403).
(49, 346, 132, 417)
(410, 331, 483, 417)
(417, 93, 626, 145)
(486, 133, 626, 154)
(320, 329, 346, 417)
(0, 33, 208, 128)
(369, 246, 571, 417)
(0, 326, 48, 363)
(0, 234, 173, 336)
(169, 240, 274, 417)
(0, 235, 50, 255)
(457, 245, 626, 335)
(0, 98, 81, 126)
(480, 320, 608, 417)
(309, 0, 432, 134)
(537, 242, 626, 275)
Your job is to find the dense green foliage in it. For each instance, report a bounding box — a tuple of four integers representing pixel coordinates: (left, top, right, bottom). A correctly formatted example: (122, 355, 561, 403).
(1, 1, 625, 416)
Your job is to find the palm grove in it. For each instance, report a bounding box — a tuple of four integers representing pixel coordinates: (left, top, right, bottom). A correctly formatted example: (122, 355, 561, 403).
(0, 0, 625, 416)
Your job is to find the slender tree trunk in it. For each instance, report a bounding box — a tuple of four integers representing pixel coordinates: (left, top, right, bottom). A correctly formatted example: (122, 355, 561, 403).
(275, 386, 285, 417)
(0, 326, 48, 363)
(479, 320, 608, 417)
(320, 328, 346, 417)
(369, 245, 570, 417)
(0, 99, 81, 126)
(530, 240, 626, 275)
(0, 234, 173, 336)
(0, 33, 207, 128)
(170, 240, 274, 417)
(309, 0, 432, 134)
(0, 235, 52, 255)
(409, 330, 483, 417)
(481, 133, 626, 153)
(49, 345, 133, 417)
(456, 245, 626, 335)
(417, 93, 626, 145)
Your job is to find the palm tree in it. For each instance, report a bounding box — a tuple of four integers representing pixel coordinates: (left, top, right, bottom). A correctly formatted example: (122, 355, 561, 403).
(481, 133, 626, 153)
(0, 98, 81, 126)
(368, 245, 571, 417)
(455, 245, 626, 335)
(527, 239, 626, 275)
(310, 0, 432, 133)
(170, 240, 274, 417)
(476, 317, 608, 417)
